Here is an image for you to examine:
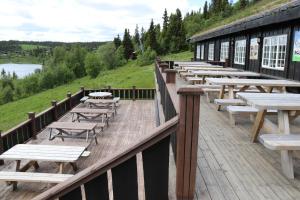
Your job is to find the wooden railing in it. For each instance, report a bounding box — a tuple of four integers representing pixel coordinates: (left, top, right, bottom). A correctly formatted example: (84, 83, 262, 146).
(31, 59, 202, 200)
(0, 88, 155, 155)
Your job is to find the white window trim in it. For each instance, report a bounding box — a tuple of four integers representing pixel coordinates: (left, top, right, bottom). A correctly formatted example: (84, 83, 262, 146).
(220, 42, 229, 62)
(208, 43, 214, 61)
(196, 44, 200, 59)
(234, 40, 246, 65)
(200, 45, 204, 60)
(261, 34, 287, 71)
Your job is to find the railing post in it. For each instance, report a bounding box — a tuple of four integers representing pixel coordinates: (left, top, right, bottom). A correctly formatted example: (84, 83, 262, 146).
(52, 100, 58, 121)
(80, 86, 85, 97)
(176, 86, 203, 200)
(159, 63, 169, 73)
(67, 92, 72, 110)
(0, 131, 4, 165)
(165, 69, 177, 84)
(28, 112, 37, 139)
(132, 86, 136, 101)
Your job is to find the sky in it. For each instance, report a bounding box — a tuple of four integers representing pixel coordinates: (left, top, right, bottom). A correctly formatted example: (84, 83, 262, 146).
(0, 0, 207, 42)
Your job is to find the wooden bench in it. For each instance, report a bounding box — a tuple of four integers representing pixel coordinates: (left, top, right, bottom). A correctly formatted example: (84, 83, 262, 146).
(0, 172, 73, 190)
(80, 96, 89, 103)
(259, 134, 300, 151)
(214, 99, 245, 107)
(227, 106, 277, 125)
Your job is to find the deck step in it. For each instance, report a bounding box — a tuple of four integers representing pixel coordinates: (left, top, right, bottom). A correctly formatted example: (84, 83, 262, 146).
(214, 99, 245, 106)
(0, 172, 73, 183)
(259, 134, 300, 150)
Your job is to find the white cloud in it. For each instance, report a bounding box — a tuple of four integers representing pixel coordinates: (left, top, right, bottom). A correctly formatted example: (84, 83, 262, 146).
(0, 0, 203, 42)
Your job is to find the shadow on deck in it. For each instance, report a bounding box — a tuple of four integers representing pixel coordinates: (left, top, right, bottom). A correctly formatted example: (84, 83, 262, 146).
(0, 100, 156, 200)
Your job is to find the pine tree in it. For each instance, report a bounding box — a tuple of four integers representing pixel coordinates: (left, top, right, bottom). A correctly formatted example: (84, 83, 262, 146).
(239, 0, 247, 8)
(122, 29, 134, 60)
(146, 19, 159, 53)
(113, 34, 122, 49)
(166, 9, 187, 53)
(203, 1, 208, 19)
(134, 24, 140, 45)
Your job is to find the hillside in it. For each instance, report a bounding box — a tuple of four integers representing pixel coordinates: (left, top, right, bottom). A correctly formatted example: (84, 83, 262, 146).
(0, 51, 193, 132)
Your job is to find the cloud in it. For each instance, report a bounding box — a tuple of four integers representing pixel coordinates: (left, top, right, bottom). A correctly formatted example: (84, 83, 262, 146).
(0, 0, 205, 42)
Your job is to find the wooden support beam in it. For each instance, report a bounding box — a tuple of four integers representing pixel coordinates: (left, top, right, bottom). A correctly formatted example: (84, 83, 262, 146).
(176, 86, 203, 200)
(67, 92, 72, 110)
(51, 100, 58, 121)
(165, 69, 177, 84)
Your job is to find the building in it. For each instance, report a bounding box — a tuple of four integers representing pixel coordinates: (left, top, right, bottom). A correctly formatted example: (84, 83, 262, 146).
(190, 1, 300, 81)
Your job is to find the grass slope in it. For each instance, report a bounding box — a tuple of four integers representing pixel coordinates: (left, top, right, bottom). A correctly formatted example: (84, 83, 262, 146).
(195, 0, 290, 36)
(0, 60, 154, 131)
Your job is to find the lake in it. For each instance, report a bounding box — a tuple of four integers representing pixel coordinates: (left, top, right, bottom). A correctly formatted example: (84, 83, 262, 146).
(0, 63, 42, 78)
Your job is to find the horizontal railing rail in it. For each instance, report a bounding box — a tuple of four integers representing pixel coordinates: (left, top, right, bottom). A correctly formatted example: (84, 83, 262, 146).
(32, 116, 179, 200)
(0, 87, 156, 155)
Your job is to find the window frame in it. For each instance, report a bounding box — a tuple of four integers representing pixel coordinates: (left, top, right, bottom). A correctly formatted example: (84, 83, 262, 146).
(261, 34, 287, 71)
(208, 43, 214, 61)
(220, 41, 229, 62)
(234, 39, 246, 65)
(196, 44, 201, 59)
(200, 44, 205, 60)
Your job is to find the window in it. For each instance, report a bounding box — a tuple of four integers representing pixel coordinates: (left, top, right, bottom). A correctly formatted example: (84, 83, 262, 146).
(200, 45, 204, 60)
(234, 40, 246, 65)
(262, 35, 287, 70)
(250, 38, 259, 60)
(208, 43, 214, 61)
(220, 42, 229, 62)
(196, 44, 200, 59)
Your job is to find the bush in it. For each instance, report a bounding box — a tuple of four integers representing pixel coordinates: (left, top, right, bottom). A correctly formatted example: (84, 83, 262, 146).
(115, 46, 127, 67)
(98, 43, 117, 70)
(0, 86, 14, 104)
(137, 48, 157, 66)
(53, 65, 75, 85)
(85, 53, 102, 78)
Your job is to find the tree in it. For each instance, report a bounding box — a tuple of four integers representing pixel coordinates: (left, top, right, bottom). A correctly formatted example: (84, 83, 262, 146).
(166, 9, 188, 53)
(52, 46, 66, 65)
(85, 53, 102, 78)
(146, 19, 159, 53)
(65, 45, 87, 78)
(162, 9, 169, 37)
(122, 29, 134, 60)
(203, 1, 209, 19)
(134, 25, 140, 45)
(0, 86, 13, 104)
(239, 0, 248, 8)
(113, 35, 122, 49)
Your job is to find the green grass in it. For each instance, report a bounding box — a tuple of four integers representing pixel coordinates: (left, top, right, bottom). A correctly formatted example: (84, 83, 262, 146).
(162, 51, 193, 61)
(20, 44, 47, 51)
(0, 60, 155, 132)
(195, 0, 290, 36)
(0, 55, 42, 64)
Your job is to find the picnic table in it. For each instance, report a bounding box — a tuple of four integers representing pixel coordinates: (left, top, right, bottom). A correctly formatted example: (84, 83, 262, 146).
(0, 144, 86, 174)
(70, 108, 109, 123)
(48, 122, 98, 143)
(88, 92, 112, 99)
(237, 93, 300, 179)
(206, 78, 300, 105)
(185, 67, 238, 71)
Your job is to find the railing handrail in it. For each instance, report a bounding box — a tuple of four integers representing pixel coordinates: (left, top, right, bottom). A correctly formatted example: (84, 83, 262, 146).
(32, 116, 179, 200)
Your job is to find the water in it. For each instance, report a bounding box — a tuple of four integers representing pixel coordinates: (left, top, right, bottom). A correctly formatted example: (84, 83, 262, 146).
(0, 63, 42, 78)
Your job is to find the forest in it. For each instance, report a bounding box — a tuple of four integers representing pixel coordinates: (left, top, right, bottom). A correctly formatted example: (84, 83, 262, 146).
(0, 0, 266, 105)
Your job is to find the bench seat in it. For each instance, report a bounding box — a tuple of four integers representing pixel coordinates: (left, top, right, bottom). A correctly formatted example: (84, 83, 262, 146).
(80, 96, 89, 103)
(259, 134, 300, 151)
(0, 171, 73, 183)
(214, 99, 245, 106)
(227, 106, 259, 114)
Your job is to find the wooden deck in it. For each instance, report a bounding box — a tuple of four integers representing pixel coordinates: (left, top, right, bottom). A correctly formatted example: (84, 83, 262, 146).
(0, 100, 156, 200)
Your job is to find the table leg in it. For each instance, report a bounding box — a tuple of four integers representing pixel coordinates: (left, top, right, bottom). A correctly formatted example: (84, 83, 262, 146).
(251, 110, 267, 143)
(94, 129, 98, 144)
(228, 85, 235, 99)
(12, 160, 21, 190)
(278, 110, 294, 179)
(59, 163, 64, 174)
(217, 85, 225, 111)
(70, 163, 78, 172)
(86, 130, 90, 142)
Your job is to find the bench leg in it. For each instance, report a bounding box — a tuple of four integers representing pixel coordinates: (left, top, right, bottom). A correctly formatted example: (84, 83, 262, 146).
(12, 160, 21, 190)
(278, 110, 294, 179)
(229, 114, 236, 126)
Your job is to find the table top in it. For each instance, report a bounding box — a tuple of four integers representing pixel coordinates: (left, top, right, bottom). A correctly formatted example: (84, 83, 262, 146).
(89, 92, 112, 98)
(0, 144, 86, 162)
(48, 122, 97, 130)
(70, 108, 109, 114)
(185, 67, 239, 71)
(206, 78, 300, 87)
(192, 71, 260, 77)
(237, 93, 300, 110)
